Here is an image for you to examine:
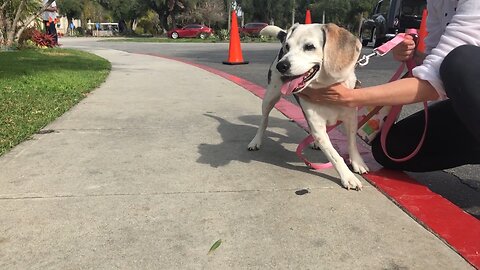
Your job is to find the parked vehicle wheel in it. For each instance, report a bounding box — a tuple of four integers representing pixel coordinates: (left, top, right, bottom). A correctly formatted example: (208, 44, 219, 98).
(360, 28, 371, 47)
(198, 32, 207, 39)
(371, 28, 377, 47)
(374, 37, 385, 48)
(171, 32, 179, 39)
(361, 30, 370, 46)
(372, 28, 385, 47)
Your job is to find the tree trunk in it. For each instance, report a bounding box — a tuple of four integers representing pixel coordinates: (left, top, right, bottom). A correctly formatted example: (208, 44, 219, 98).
(0, 7, 5, 48)
(3, 0, 26, 46)
(357, 13, 364, 37)
(159, 13, 168, 33)
(1, 0, 55, 48)
(6, 29, 15, 47)
(170, 12, 176, 29)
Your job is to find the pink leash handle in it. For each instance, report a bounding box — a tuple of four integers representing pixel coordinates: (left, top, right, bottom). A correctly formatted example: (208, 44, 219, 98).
(380, 57, 429, 162)
(379, 28, 429, 162)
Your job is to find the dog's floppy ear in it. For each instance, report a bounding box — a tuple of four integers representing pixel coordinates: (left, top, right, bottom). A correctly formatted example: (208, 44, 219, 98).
(321, 23, 362, 79)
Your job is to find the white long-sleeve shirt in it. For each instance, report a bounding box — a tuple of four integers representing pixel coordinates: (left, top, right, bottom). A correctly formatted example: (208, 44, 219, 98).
(412, 0, 480, 100)
(42, 0, 57, 21)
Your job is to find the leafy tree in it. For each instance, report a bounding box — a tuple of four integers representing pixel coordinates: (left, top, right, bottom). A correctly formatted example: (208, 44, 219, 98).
(143, 0, 187, 32)
(348, 0, 378, 34)
(177, 0, 225, 27)
(0, 0, 55, 49)
(233, 0, 377, 30)
(236, 0, 296, 28)
(96, 0, 148, 33)
(310, 0, 351, 26)
(308, 0, 377, 30)
(136, 10, 160, 35)
(57, 0, 82, 28)
(81, 0, 109, 24)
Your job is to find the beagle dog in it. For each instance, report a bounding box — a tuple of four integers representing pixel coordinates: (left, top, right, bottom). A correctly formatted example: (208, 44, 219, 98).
(248, 23, 369, 190)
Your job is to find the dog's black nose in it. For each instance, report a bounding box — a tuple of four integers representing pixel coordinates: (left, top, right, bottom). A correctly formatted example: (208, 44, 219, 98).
(276, 61, 290, 73)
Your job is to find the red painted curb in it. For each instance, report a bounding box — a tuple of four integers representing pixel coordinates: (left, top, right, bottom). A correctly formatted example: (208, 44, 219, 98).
(140, 53, 480, 268)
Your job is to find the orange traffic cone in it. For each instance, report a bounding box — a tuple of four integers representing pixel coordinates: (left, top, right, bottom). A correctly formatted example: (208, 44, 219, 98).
(305, 9, 312, 24)
(416, 8, 428, 53)
(223, 11, 248, 65)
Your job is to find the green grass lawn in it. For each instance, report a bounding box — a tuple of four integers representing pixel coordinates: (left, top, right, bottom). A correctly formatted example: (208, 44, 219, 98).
(0, 48, 111, 156)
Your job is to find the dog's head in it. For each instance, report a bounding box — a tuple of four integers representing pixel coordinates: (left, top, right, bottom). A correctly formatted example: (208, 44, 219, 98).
(275, 23, 361, 95)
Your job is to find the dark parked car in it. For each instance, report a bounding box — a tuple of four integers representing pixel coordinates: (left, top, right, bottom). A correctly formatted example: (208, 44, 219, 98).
(167, 24, 213, 39)
(239, 22, 268, 37)
(360, 0, 426, 47)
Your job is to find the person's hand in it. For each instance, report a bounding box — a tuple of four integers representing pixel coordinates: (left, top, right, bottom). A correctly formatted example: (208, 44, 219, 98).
(392, 34, 416, 62)
(297, 83, 355, 107)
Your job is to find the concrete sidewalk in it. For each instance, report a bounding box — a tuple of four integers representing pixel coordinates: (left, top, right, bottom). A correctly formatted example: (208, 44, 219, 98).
(0, 48, 473, 269)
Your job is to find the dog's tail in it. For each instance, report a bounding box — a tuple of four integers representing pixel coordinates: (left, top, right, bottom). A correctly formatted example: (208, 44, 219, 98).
(260, 25, 287, 42)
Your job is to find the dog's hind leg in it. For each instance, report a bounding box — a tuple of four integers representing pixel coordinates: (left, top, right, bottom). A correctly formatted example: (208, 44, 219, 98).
(248, 77, 282, 151)
(344, 111, 369, 174)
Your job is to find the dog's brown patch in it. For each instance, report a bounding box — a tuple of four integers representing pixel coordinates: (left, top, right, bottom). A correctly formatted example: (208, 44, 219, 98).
(322, 24, 361, 76)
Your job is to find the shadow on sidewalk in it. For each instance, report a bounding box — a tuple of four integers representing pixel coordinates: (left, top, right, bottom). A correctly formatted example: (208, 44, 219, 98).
(197, 114, 343, 187)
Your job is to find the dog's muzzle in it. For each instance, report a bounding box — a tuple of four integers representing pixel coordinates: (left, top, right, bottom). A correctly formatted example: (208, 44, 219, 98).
(276, 60, 290, 74)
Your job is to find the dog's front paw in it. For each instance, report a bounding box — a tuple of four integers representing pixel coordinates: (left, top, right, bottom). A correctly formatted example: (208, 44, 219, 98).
(247, 140, 261, 151)
(350, 157, 369, 174)
(341, 174, 363, 191)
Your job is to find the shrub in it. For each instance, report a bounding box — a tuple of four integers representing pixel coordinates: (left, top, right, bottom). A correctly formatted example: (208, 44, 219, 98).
(74, 27, 85, 36)
(31, 29, 57, 48)
(260, 34, 274, 42)
(18, 27, 37, 46)
(134, 26, 145, 35)
(218, 29, 229, 41)
(241, 35, 253, 42)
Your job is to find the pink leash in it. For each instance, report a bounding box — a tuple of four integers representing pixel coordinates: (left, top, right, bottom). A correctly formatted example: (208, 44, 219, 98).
(380, 59, 429, 162)
(295, 126, 337, 170)
(377, 29, 429, 162)
(296, 29, 429, 170)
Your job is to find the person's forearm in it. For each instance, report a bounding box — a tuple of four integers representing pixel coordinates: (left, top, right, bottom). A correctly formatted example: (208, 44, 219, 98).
(349, 77, 439, 107)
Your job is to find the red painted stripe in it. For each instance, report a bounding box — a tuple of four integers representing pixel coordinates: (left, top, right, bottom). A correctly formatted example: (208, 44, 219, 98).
(141, 53, 480, 268)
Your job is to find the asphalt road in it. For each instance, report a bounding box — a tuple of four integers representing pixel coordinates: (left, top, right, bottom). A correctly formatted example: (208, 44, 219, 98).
(70, 38, 479, 219)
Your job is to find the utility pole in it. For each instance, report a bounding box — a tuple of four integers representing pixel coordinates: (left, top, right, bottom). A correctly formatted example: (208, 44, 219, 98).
(228, 1, 231, 31)
(237, 6, 244, 27)
(228, 1, 237, 31)
(291, 0, 296, 26)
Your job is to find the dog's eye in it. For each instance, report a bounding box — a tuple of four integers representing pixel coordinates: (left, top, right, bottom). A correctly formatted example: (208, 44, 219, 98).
(304, 44, 315, 51)
(284, 44, 290, 51)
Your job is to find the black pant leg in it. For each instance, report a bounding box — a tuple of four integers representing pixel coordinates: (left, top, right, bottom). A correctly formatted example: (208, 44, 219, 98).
(371, 45, 480, 171)
(371, 100, 480, 172)
(440, 45, 480, 142)
(43, 20, 58, 45)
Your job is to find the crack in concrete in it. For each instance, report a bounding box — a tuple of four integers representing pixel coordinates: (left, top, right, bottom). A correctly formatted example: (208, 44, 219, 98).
(0, 186, 372, 201)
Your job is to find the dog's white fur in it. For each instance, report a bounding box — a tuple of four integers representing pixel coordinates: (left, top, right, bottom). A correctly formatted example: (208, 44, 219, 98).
(248, 23, 369, 190)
